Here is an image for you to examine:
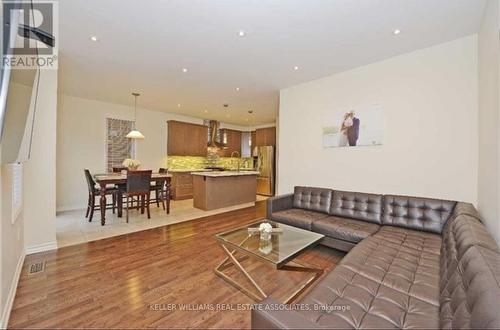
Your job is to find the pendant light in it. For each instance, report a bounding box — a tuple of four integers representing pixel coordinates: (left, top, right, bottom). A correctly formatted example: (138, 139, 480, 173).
(126, 92, 145, 139)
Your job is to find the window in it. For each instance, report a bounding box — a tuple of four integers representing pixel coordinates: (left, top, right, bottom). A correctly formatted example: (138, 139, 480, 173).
(106, 118, 135, 172)
(11, 162, 22, 223)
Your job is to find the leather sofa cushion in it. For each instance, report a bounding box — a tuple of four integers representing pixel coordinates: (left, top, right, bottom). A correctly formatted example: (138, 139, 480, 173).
(442, 214, 499, 258)
(440, 246, 500, 329)
(312, 216, 380, 243)
(450, 202, 481, 220)
(330, 190, 383, 224)
(382, 195, 456, 234)
(439, 214, 500, 329)
(374, 225, 442, 256)
(298, 230, 441, 329)
(270, 208, 329, 230)
(293, 186, 332, 214)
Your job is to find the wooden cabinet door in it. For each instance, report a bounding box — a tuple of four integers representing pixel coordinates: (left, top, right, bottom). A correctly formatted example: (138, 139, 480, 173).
(229, 130, 241, 155)
(171, 172, 194, 200)
(168, 121, 208, 156)
(265, 127, 276, 146)
(168, 121, 186, 155)
(255, 127, 276, 146)
(191, 124, 208, 156)
(217, 129, 241, 157)
(251, 131, 256, 154)
(255, 129, 265, 147)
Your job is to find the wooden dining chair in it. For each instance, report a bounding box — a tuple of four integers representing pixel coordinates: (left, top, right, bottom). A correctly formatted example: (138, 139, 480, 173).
(150, 168, 168, 209)
(84, 169, 117, 222)
(121, 170, 152, 223)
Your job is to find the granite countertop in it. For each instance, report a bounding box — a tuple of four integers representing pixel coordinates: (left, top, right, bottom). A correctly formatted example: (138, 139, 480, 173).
(168, 169, 208, 173)
(191, 171, 260, 177)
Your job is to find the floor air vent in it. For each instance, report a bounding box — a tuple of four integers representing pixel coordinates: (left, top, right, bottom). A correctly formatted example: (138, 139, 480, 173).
(28, 261, 45, 274)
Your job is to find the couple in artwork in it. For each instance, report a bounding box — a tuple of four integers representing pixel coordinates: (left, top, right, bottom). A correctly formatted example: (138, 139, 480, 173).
(339, 111, 360, 147)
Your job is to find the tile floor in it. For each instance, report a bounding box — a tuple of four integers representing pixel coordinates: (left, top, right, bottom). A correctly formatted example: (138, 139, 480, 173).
(56, 195, 269, 248)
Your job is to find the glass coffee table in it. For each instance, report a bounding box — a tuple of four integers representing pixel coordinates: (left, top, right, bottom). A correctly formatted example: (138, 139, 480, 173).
(214, 220, 324, 303)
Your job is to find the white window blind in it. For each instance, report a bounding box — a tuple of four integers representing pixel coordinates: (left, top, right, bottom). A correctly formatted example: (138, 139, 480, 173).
(106, 118, 135, 172)
(11, 162, 22, 223)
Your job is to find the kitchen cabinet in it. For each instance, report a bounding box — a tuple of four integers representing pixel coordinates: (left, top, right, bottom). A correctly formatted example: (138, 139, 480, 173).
(218, 129, 241, 157)
(167, 121, 208, 156)
(171, 172, 194, 200)
(255, 127, 276, 146)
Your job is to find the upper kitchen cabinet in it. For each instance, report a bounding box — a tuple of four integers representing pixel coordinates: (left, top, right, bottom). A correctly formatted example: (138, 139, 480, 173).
(167, 120, 208, 156)
(255, 127, 276, 146)
(218, 129, 241, 157)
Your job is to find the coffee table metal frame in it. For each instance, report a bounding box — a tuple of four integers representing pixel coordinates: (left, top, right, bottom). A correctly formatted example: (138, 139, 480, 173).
(214, 221, 324, 304)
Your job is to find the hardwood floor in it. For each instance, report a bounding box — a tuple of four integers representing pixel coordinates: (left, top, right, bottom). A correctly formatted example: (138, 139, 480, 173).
(8, 201, 344, 329)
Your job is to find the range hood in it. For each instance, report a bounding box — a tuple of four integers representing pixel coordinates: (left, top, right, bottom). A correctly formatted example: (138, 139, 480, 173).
(207, 120, 227, 149)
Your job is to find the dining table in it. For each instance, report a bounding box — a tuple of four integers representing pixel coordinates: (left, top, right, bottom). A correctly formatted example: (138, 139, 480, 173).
(94, 172, 172, 225)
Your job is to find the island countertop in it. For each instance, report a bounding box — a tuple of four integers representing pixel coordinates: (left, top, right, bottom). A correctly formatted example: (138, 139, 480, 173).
(191, 171, 260, 177)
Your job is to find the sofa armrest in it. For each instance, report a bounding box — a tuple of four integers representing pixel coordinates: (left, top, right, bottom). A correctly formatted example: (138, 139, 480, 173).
(267, 193, 294, 219)
(251, 297, 321, 329)
(452, 202, 481, 220)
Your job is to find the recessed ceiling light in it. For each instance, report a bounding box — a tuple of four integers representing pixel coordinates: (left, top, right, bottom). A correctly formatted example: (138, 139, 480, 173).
(393, 29, 401, 35)
(177, 104, 181, 108)
(204, 109, 208, 113)
(182, 68, 188, 73)
(293, 66, 299, 71)
(236, 87, 240, 91)
(90, 35, 99, 42)
(238, 30, 246, 37)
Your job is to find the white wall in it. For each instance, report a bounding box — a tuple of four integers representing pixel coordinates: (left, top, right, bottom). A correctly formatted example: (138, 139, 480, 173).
(478, 0, 500, 243)
(278, 36, 478, 205)
(56, 95, 258, 211)
(23, 68, 58, 252)
(0, 162, 24, 328)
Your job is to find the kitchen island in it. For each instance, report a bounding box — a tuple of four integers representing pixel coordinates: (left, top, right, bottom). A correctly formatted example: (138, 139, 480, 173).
(192, 171, 259, 211)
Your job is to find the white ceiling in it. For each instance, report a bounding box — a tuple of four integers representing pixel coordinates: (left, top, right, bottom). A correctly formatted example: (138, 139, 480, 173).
(58, 0, 486, 126)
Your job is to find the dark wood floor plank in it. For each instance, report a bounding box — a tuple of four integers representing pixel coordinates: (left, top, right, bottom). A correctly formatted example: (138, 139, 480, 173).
(8, 202, 344, 329)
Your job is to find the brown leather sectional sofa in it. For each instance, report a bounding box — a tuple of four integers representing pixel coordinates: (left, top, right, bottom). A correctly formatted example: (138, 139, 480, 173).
(251, 187, 500, 329)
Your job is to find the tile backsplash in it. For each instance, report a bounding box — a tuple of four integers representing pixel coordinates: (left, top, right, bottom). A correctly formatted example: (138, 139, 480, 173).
(166, 156, 253, 170)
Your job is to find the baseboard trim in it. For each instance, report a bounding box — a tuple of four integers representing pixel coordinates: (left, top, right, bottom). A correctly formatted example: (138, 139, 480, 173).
(0, 251, 25, 328)
(25, 241, 58, 255)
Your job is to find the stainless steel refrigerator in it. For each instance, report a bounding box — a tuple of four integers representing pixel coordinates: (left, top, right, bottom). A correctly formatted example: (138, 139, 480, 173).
(254, 146, 275, 196)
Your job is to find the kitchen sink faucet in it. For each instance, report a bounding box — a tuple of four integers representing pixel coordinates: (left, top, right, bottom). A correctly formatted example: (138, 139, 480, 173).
(230, 151, 240, 172)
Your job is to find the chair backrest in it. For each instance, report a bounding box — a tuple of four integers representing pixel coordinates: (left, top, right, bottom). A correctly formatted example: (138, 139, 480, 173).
(112, 166, 127, 173)
(84, 169, 96, 193)
(126, 170, 152, 194)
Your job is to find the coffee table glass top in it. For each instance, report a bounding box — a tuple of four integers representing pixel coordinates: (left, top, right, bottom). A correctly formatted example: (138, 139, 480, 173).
(215, 220, 324, 266)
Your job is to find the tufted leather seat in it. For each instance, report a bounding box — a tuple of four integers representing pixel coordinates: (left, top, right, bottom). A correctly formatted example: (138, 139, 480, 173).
(254, 188, 500, 329)
(439, 214, 500, 329)
(296, 228, 442, 329)
(312, 216, 380, 243)
(373, 225, 442, 255)
(271, 209, 329, 230)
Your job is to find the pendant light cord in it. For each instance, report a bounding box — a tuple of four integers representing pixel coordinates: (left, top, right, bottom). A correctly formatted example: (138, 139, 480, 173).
(134, 94, 137, 121)
(132, 92, 140, 124)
